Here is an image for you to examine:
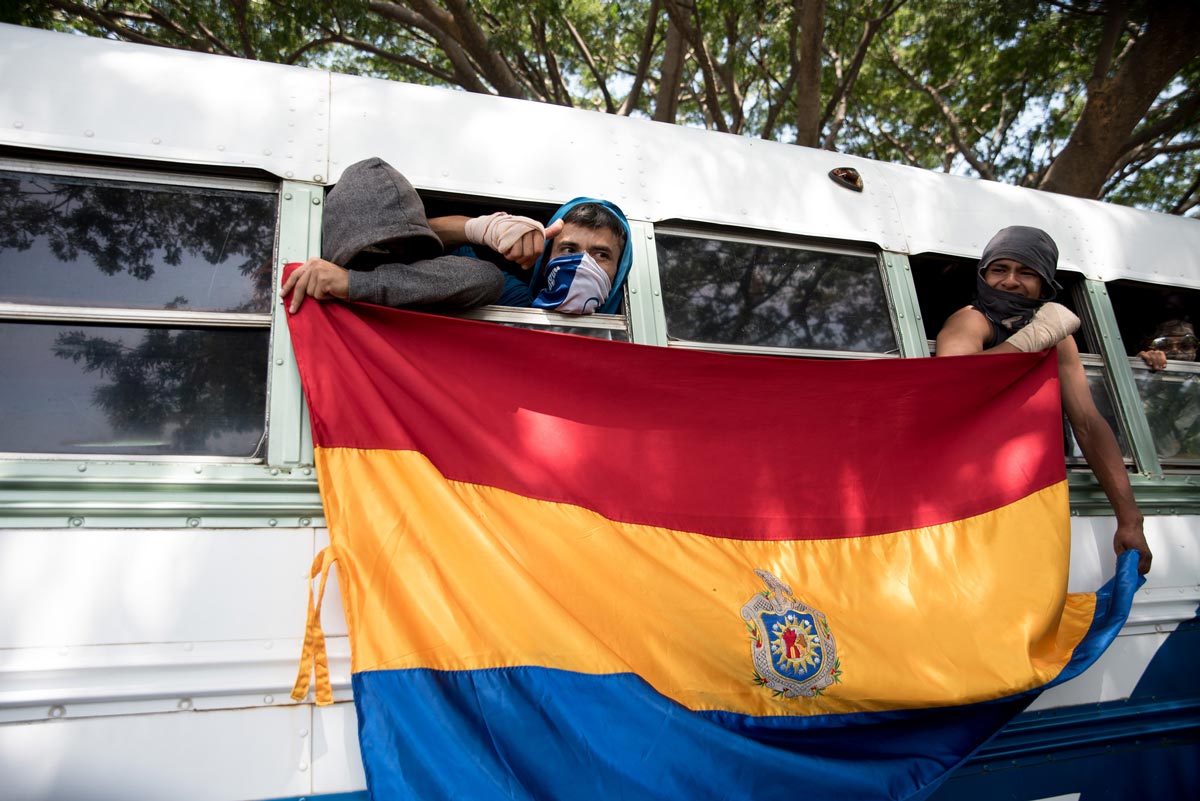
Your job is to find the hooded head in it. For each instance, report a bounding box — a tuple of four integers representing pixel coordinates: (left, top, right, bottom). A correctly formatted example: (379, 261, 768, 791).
(529, 198, 632, 315)
(973, 225, 1062, 333)
(322, 157, 443, 268)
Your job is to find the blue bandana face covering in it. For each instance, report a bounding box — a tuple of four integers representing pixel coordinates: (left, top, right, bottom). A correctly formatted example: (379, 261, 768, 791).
(973, 226, 1062, 333)
(531, 252, 612, 314)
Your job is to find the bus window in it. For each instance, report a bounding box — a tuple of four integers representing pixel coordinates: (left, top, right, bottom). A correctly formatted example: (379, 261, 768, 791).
(422, 191, 630, 340)
(0, 159, 277, 458)
(654, 229, 896, 356)
(1109, 282, 1200, 466)
(909, 251, 1131, 466)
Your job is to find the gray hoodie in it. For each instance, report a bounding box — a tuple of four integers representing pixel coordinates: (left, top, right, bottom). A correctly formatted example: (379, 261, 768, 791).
(323, 158, 503, 309)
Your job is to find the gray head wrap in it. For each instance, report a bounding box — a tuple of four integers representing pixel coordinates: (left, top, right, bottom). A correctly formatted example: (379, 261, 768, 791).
(972, 226, 1062, 332)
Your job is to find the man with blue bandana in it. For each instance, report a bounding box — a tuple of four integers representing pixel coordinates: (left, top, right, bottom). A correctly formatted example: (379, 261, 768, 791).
(284, 158, 631, 316)
(936, 226, 1153, 575)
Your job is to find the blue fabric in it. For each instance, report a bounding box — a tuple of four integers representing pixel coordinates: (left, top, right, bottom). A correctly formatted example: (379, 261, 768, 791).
(529, 197, 633, 315)
(351, 556, 1139, 801)
(496, 271, 534, 307)
(354, 668, 1027, 801)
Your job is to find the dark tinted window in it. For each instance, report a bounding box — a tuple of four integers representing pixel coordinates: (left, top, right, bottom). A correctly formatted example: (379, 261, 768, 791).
(0, 163, 276, 458)
(656, 233, 895, 353)
(0, 322, 268, 456)
(0, 170, 275, 312)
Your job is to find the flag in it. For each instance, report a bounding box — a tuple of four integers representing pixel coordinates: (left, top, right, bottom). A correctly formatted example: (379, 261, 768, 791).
(285, 278, 1139, 801)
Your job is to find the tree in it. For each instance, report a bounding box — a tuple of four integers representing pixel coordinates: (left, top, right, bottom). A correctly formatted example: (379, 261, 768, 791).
(5, 0, 1198, 215)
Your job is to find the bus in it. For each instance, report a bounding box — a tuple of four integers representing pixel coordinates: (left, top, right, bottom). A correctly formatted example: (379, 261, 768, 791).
(0, 21, 1196, 801)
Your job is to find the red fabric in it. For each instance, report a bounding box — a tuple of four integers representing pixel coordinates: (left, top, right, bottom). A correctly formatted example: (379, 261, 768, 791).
(284, 273, 1065, 540)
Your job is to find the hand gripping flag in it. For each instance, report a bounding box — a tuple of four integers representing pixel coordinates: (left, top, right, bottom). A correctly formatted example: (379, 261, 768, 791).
(284, 276, 1139, 801)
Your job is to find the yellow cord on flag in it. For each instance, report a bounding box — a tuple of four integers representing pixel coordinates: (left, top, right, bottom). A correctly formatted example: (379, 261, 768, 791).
(291, 547, 336, 706)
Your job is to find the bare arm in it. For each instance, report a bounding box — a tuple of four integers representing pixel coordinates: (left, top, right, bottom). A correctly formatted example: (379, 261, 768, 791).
(429, 216, 471, 250)
(1057, 337, 1152, 574)
(934, 306, 1021, 356)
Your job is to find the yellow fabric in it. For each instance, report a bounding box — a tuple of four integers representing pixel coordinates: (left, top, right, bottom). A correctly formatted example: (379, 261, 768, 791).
(290, 547, 336, 706)
(319, 447, 1095, 717)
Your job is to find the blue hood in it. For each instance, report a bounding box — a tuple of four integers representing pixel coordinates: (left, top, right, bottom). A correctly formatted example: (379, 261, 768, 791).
(529, 197, 632, 316)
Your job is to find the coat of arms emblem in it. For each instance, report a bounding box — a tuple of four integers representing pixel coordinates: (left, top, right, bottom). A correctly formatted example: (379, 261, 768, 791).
(741, 569, 840, 698)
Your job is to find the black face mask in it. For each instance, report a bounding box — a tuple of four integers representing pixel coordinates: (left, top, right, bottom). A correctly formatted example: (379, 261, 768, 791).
(972, 226, 1062, 332)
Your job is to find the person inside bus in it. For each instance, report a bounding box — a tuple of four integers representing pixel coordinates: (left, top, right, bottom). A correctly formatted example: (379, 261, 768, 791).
(935, 226, 1153, 574)
(1136, 318, 1196, 371)
(282, 157, 632, 315)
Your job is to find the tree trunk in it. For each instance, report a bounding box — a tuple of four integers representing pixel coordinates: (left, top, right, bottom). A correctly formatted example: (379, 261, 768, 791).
(654, 15, 687, 123)
(793, 0, 826, 148)
(1039, 3, 1200, 199)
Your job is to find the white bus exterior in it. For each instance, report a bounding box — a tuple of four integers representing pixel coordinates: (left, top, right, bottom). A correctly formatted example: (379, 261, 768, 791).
(0, 22, 1196, 801)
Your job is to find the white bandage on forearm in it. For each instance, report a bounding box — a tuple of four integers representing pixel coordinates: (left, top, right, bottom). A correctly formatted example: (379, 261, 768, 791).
(464, 212, 544, 253)
(1006, 302, 1080, 352)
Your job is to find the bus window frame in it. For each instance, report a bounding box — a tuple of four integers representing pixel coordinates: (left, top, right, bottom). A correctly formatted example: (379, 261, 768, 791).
(0, 155, 281, 464)
(649, 224, 903, 360)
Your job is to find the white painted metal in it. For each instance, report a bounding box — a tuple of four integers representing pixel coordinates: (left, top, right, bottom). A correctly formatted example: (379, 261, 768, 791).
(0, 705, 315, 801)
(0, 23, 329, 181)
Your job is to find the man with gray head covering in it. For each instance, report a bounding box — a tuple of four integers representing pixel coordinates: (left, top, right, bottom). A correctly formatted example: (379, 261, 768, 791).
(937, 226, 1152, 575)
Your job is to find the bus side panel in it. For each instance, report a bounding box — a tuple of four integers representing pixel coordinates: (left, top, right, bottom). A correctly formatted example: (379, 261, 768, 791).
(0, 705, 313, 801)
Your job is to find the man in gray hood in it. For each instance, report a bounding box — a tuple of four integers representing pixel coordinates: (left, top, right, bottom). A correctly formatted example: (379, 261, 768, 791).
(937, 226, 1152, 575)
(283, 158, 547, 312)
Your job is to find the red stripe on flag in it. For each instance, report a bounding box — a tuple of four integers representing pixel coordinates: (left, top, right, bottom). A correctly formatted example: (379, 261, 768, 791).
(286, 295, 1064, 540)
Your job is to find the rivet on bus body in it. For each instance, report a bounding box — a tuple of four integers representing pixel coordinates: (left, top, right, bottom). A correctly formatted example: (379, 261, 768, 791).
(303, 468, 312, 476)
(275, 358, 284, 366)
(630, 287, 637, 294)
(178, 698, 193, 710)
(188, 517, 200, 527)
(286, 171, 294, 178)
(299, 762, 309, 772)
(300, 517, 312, 527)
(84, 130, 94, 137)
(217, 144, 225, 151)
(264, 695, 275, 704)
(312, 197, 321, 205)
(194, 466, 203, 474)
(152, 137, 161, 145)
(299, 728, 309, 738)
(69, 517, 83, 527)
(77, 463, 87, 472)
(284, 193, 293, 201)
(269, 518, 278, 527)
(270, 468, 280, 475)
(48, 705, 65, 718)
(313, 175, 323, 183)
(264, 149, 272, 156)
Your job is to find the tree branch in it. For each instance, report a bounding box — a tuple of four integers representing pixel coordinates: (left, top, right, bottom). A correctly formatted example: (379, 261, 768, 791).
(820, 0, 906, 132)
(368, 1, 492, 94)
(618, 0, 660, 116)
(662, 0, 730, 132)
(886, 42, 996, 180)
(1121, 89, 1200, 153)
(331, 34, 457, 84)
(564, 18, 615, 113)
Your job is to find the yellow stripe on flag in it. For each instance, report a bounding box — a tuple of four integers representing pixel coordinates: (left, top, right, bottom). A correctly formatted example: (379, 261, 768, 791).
(320, 447, 1095, 717)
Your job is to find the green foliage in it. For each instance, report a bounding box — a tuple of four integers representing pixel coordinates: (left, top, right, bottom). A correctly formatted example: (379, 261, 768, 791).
(15, 0, 1200, 213)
